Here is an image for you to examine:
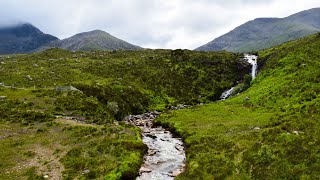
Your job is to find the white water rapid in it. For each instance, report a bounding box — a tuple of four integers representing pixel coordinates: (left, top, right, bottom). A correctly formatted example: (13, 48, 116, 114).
(125, 112, 186, 180)
(220, 54, 258, 100)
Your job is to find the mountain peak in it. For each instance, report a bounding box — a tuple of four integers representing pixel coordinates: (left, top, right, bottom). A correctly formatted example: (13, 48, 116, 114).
(196, 8, 320, 52)
(40, 29, 141, 51)
(0, 23, 58, 54)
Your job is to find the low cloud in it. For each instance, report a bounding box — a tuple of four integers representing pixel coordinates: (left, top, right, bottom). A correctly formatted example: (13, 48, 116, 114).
(0, 0, 319, 49)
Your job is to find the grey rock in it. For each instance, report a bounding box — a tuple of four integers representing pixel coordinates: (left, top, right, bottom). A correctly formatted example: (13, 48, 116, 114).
(0, 96, 7, 100)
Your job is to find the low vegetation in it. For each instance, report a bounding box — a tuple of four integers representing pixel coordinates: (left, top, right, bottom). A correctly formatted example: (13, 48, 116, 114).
(0, 48, 249, 179)
(156, 33, 320, 179)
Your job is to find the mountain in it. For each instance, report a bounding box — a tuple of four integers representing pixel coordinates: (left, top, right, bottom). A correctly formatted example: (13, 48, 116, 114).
(39, 30, 141, 51)
(196, 8, 320, 52)
(0, 23, 58, 54)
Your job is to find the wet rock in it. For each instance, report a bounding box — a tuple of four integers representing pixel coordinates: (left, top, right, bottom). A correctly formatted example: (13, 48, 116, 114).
(169, 169, 183, 177)
(142, 128, 151, 133)
(148, 149, 158, 156)
(146, 134, 157, 139)
(139, 167, 152, 174)
(175, 144, 184, 151)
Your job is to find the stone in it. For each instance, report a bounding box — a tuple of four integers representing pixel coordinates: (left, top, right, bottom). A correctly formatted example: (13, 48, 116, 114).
(293, 131, 299, 135)
(253, 127, 260, 130)
(148, 149, 158, 156)
(146, 134, 157, 139)
(0, 96, 7, 100)
(171, 169, 183, 177)
(43, 175, 49, 179)
(26, 75, 33, 81)
(82, 169, 90, 174)
(33, 64, 39, 67)
(244, 97, 250, 101)
(139, 167, 152, 174)
(0, 62, 5, 65)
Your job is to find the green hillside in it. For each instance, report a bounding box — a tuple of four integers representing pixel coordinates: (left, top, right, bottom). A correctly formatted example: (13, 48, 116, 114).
(157, 32, 320, 179)
(0, 48, 249, 179)
(196, 8, 320, 52)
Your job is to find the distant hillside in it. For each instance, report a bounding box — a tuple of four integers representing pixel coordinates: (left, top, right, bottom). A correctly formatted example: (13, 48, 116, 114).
(39, 30, 141, 51)
(0, 23, 58, 54)
(196, 8, 320, 52)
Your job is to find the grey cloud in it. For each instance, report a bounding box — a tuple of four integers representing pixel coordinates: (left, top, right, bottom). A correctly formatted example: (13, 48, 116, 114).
(0, 0, 319, 49)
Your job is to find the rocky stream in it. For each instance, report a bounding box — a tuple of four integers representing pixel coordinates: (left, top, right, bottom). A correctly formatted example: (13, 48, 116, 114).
(125, 111, 186, 180)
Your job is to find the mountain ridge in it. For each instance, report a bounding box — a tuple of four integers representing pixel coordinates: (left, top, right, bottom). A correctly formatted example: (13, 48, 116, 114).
(38, 29, 141, 51)
(196, 7, 320, 52)
(0, 23, 59, 54)
(0, 24, 141, 54)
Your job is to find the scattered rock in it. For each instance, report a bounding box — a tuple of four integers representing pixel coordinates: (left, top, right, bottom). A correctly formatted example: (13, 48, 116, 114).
(26, 75, 33, 81)
(170, 104, 189, 110)
(293, 131, 299, 135)
(0, 96, 7, 100)
(253, 127, 260, 130)
(82, 169, 90, 174)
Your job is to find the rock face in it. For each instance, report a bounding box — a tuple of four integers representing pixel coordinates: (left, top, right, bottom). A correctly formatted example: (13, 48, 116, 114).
(38, 30, 142, 52)
(196, 8, 320, 52)
(125, 111, 186, 180)
(0, 23, 58, 54)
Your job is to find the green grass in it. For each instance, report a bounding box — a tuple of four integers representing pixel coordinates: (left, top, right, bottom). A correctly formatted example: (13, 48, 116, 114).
(0, 120, 146, 179)
(156, 32, 320, 179)
(0, 48, 251, 179)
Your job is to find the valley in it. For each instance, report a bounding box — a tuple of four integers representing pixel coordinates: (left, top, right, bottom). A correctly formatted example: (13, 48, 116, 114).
(1, 5, 320, 180)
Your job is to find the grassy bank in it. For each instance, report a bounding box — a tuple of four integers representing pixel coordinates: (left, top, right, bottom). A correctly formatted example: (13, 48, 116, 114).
(156, 33, 320, 179)
(0, 48, 249, 179)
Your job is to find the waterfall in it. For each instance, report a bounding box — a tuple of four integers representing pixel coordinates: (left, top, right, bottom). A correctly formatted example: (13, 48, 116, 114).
(220, 87, 235, 100)
(220, 54, 258, 100)
(244, 54, 258, 79)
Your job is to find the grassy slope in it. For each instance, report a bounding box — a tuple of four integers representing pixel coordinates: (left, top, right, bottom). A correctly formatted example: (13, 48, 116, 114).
(0, 49, 249, 179)
(156, 33, 320, 179)
(0, 89, 146, 179)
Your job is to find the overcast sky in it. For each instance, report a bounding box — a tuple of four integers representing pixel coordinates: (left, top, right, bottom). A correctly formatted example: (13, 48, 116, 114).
(0, 0, 319, 49)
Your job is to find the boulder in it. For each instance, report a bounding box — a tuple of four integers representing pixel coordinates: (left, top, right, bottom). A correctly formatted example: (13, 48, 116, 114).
(0, 96, 7, 100)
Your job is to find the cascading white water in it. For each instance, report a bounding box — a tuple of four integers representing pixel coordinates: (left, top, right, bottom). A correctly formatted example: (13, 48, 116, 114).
(244, 54, 258, 79)
(220, 87, 235, 100)
(220, 54, 258, 100)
